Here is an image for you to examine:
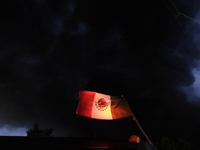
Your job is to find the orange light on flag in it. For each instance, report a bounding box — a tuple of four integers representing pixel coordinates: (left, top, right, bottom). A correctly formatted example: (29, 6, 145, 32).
(76, 91, 133, 120)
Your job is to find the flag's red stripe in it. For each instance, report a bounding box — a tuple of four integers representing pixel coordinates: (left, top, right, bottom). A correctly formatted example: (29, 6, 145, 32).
(76, 91, 95, 118)
(111, 98, 133, 119)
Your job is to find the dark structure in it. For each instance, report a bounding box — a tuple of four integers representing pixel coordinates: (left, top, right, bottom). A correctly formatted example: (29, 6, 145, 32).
(0, 136, 155, 149)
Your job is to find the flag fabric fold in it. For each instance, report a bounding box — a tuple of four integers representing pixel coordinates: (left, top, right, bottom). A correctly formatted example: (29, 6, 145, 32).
(76, 90, 133, 120)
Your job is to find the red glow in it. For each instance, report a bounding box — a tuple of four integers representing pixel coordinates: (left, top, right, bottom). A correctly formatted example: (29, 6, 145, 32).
(129, 135, 140, 143)
(84, 141, 110, 148)
(86, 145, 110, 148)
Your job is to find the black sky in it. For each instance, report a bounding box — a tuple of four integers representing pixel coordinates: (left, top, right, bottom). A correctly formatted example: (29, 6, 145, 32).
(0, 0, 200, 148)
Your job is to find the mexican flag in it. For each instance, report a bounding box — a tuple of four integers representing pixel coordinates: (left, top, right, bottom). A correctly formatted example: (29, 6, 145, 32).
(76, 91, 133, 120)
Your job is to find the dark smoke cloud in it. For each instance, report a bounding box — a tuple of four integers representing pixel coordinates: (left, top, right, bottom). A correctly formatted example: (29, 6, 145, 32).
(0, 0, 81, 135)
(173, 0, 200, 104)
(0, 1, 200, 148)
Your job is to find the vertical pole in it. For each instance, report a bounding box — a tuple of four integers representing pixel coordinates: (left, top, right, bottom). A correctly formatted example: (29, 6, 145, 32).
(132, 116, 157, 150)
(122, 95, 156, 149)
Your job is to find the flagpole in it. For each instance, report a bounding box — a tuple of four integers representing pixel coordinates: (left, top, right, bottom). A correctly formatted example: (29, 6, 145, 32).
(122, 96, 156, 150)
(132, 116, 156, 150)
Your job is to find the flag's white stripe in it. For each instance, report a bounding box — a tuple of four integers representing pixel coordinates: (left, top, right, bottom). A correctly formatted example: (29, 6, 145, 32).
(91, 92, 113, 120)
